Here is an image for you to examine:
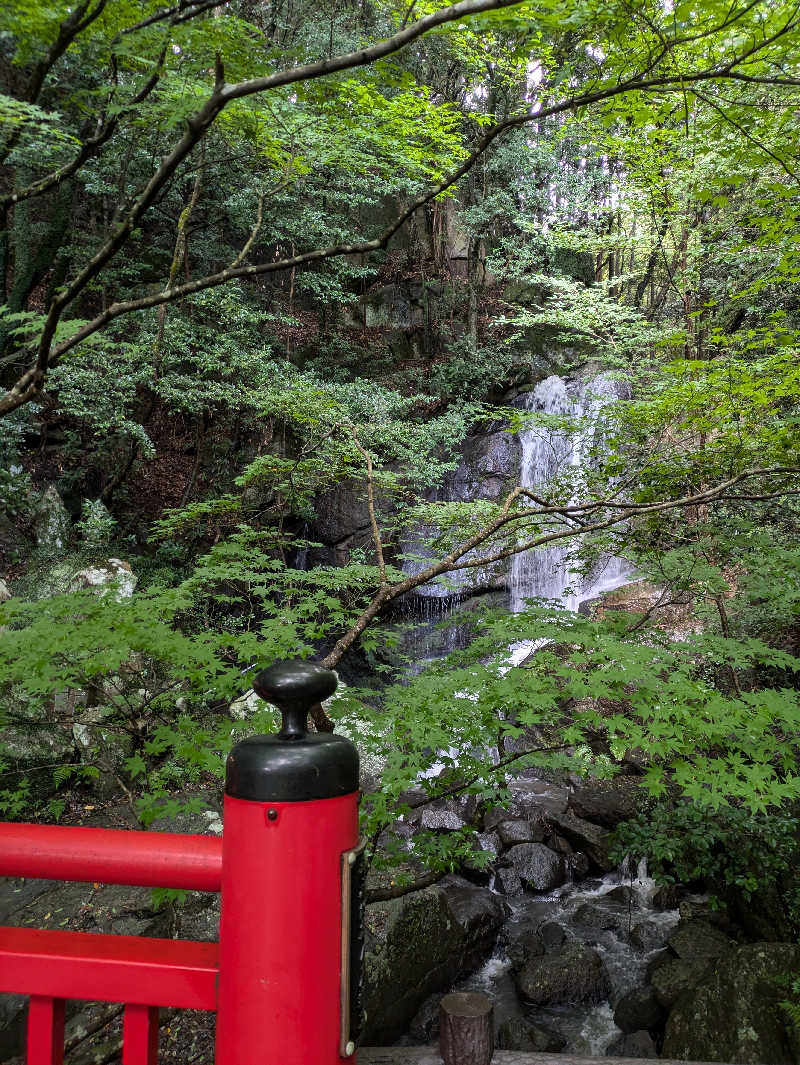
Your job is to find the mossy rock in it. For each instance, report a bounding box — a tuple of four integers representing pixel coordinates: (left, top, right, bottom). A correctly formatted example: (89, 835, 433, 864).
(662, 942, 800, 1064)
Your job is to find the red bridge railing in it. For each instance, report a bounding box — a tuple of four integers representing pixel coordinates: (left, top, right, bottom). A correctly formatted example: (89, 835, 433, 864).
(0, 660, 362, 1065)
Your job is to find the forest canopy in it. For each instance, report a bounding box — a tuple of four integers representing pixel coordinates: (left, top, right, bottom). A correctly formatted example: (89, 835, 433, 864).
(0, 0, 799, 933)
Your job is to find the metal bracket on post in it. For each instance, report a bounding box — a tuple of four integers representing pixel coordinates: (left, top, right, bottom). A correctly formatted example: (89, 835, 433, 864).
(339, 837, 367, 1058)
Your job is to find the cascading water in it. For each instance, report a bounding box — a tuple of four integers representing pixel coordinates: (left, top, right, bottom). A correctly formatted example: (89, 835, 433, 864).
(510, 373, 630, 614)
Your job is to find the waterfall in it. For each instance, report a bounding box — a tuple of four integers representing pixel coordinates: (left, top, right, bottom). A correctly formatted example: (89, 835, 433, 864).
(510, 374, 629, 613)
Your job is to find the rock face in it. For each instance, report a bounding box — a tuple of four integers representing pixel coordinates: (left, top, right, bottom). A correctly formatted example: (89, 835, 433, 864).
(33, 485, 71, 550)
(613, 987, 665, 1033)
(515, 942, 611, 1007)
(496, 1017, 566, 1052)
(546, 810, 613, 871)
(666, 917, 736, 962)
(360, 876, 508, 1044)
(662, 942, 800, 1065)
(607, 1030, 659, 1058)
(503, 842, 566, 892)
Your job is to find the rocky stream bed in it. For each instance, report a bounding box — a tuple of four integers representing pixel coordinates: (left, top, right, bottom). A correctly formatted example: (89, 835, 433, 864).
(2, 770, 798, 1065)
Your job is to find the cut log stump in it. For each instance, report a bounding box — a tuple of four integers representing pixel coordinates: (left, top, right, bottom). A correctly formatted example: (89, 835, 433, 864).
(439, 991, 494, 1065)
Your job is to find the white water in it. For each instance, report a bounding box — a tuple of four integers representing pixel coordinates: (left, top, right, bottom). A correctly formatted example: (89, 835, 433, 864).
(455, 860, 685, 1056)
(510, 373, 631, 614)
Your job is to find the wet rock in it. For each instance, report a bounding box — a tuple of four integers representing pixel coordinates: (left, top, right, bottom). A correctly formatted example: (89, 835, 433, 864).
(494, 865, 523, 897)
(417, 799, 469, 831)
(361, 876, 508, 1044)
(567, 851, 591, 879)
(546, 811, 613, 871)
(506, 930, 545, 970)
(572, 900, 630, 933)
(666, 918, 735, 963)
(629, 918, 671, 953)
(650, 957, 711, 1010)
(613, 987, 665, 1033)
(406, 993, 442, 1042)
(652, 883, 682, 909)
(546, 832, 574, 855)
(497, 1018, 566, 1052)
(483, 803, 524, 832)
(515, 942, 611, 1007)
(539, 921, 567, 952)
(568, 778, 642, 827)
(644, 948, 671, 981)
(504, 842, 566, 892)
(662, 942, 800, 1065)
(605, 885, 633, 904)
(677, 899, 734, 929)
(726, 882, 798, 943)
(607, 1030, 659, 1058)
(509, 777, 568, 817)
(496, 819, 544, 847)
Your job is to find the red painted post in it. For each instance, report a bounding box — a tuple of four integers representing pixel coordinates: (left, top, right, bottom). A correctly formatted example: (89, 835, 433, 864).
(215, 660, 361, 1065)
(123, 1004, 159, 1065)
(27, 996, 64, 1065)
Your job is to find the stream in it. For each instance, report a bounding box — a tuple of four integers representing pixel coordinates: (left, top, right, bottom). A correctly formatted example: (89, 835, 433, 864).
(454, 862, 685, 1055)
(393, 371, 670, 1054)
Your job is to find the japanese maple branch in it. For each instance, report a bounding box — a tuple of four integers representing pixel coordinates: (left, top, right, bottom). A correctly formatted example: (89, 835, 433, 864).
(321, 466, 799, 667)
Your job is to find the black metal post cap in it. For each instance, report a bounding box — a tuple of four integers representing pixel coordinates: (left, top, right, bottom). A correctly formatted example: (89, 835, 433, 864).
(253, 659, 338, 738)
(225, 658, 359, 803)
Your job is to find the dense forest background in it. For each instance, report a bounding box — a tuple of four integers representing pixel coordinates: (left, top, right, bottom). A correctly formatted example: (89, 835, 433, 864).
(1, 0, 800, 994)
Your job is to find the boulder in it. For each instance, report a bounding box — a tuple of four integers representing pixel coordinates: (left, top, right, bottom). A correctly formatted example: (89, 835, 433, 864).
(613, 987, 666, 1033)
(504, 842, 566, 892)
(650, 957, 712, 1010)
(483, 803, 525, 832)
(406, 993, 442, 1043)
(496, 819, 544, 847)
(629, 918, 671, 953)
(572, 900, 630, 933)
(417, 799, 469, 831)
(69, 558, 136, 599)
(546, 810, 613, 871)
(666, 918, 735, 963)
(605, 885, 634, 904)
(515, 942, 610, 1007)
(539, 921, 567, 952)
(0, 578, 11, 602)
(360, 876, 508, 1044)
(506, 930, 545, 971)
(652, 883, 683, 909)
(568, 778, 643, 828)
(494, 866, 523, 897)
(496, 1018, 566, 1052)
(567, 851, 591, 879)
(662, 942, 800, 1065)
(508, 777, 568, 817)
(33, 485, 70, 551)
(607, 1030, 659, 1058)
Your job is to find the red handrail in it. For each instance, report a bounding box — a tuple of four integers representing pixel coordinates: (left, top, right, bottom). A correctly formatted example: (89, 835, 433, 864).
(0, 822, 222, 891)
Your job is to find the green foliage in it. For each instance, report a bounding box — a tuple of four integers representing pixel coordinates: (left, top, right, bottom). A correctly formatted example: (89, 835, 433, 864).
(613, 801, 800, 908)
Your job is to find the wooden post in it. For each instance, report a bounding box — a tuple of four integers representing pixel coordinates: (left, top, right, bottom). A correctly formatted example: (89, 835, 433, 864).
(439, 991, 494, 1065)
